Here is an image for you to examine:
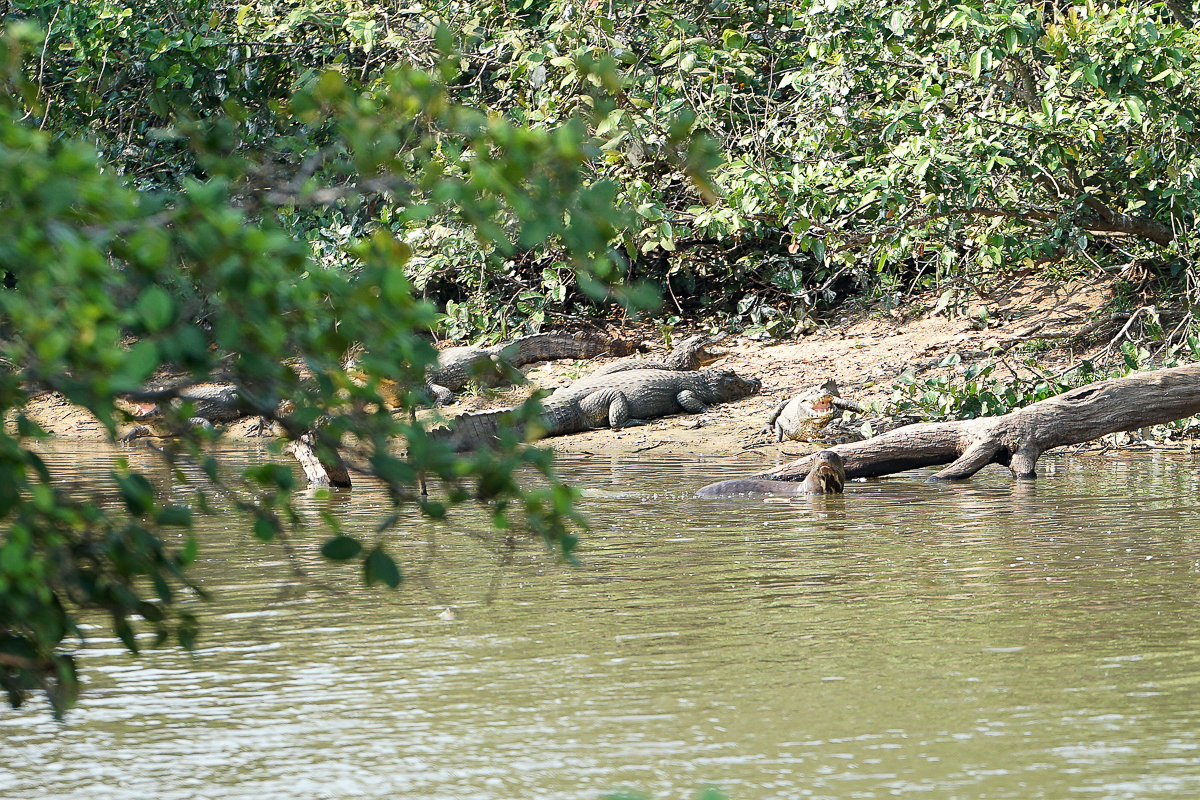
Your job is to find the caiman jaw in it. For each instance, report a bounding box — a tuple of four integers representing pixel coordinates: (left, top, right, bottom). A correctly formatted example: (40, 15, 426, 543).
(808, 395, 834, 413)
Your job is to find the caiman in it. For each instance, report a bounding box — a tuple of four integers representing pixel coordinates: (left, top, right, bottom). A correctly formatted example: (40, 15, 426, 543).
(427, 331, 640, 402)
(764, 379, 863, 443)
(434, 367, 761, 451)
(118, 383, 249, 442)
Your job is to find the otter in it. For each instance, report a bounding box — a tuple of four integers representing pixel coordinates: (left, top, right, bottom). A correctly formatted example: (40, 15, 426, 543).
(696, 450, 846, 497)
(800, 450, 846, 494)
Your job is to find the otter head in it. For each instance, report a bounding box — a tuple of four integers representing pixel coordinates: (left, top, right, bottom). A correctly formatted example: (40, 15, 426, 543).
(805, 449, 846, 494)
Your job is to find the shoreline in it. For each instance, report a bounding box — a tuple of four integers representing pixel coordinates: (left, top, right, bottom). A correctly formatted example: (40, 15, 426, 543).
(11, 275, 1173, 460)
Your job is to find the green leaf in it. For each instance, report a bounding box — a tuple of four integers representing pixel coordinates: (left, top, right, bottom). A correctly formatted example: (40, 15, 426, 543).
(559, 532, 579, 561)
(658, 221, 675, 251)
(135, 285, 175, 333)
(137, 601, 166, 623)
(119, 340, 160, 390)
(178, 613, 199, 651)
(14, 414, 48, 438)
(434, 22, 454, 55)
(420, 500, 447, 520)
(156, 505, 192, 527)
(363, 547, 402, 588)
(812, 239, 826, 263)
(1123, 96, 1144, 126)
(253, 516, 277, 542)
(370, 453, 415, 486)
(321, 534, 362, 561)
(114, 617, 139, 655)
(915, 155, 931, 181)
(115, 472, 155, 516)
(44, 655, 80, 721)
(963, 362, 989, 380)
(374, 513, 401, 533)
(179, 535, 198, 566)
(0, 478, 19, 518)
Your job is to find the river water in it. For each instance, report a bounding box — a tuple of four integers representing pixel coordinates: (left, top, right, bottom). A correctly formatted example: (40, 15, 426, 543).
(4, 443, 1200, 799)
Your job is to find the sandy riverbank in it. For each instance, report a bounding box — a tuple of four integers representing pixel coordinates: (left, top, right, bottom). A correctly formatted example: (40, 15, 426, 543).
(13, 274, 1136, 461)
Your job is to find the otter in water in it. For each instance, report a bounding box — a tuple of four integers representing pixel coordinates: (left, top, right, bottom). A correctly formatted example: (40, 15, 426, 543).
(800, 449, 845, 494)
(696, 450, 846, 497)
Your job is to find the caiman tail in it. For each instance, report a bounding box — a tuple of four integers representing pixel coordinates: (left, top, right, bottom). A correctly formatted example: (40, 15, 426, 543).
(428, 332, 643, 401)
(428, 407, 518, 453)
(428, 396, 589, 452)
(497, 332, 640, 366)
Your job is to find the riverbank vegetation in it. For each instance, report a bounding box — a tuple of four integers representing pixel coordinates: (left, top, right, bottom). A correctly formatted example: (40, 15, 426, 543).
(3, 0, 1199, 716)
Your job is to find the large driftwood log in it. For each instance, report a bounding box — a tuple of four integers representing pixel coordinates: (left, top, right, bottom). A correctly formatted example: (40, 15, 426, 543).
(701, 363, 1200, 494)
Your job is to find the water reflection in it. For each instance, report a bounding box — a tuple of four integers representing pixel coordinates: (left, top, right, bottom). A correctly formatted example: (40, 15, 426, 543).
(3, 444, 1200, 799)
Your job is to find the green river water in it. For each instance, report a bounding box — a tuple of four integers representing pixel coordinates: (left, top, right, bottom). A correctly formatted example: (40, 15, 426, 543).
(3, 443, 1200, 799)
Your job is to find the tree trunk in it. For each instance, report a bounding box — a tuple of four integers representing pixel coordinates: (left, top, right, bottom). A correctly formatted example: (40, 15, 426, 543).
(703, 363, 1200, 492)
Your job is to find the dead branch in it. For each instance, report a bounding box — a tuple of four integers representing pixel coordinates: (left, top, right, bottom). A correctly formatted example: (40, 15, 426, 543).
(1101, 305, 1157, 357)
(1000, 311, 1131, 344)
(285, 432, 352, 488)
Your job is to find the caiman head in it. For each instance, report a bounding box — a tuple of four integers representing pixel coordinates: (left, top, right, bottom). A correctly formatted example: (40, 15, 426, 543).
(702, 368, 762, 401)
(667, 333, 731, 370)
(802, 449, 846, 494)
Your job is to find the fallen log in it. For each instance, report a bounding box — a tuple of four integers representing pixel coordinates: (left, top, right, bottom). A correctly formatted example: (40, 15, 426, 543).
(698, 362, 1200, 495)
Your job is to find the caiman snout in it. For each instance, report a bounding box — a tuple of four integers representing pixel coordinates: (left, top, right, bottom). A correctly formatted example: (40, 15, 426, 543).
(707, 368, 761, 400)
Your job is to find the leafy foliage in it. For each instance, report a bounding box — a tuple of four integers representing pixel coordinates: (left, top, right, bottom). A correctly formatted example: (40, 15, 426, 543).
(0, 16, 607, 716)
(14, 0, 1200, 336)
(402, 0, 1200, 331)
(888, 353, 1082, 420)
(888, 336, 1200, 424)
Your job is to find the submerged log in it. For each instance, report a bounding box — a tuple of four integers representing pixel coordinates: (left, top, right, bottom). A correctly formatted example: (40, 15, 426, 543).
(701, 363, 1200, 493)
